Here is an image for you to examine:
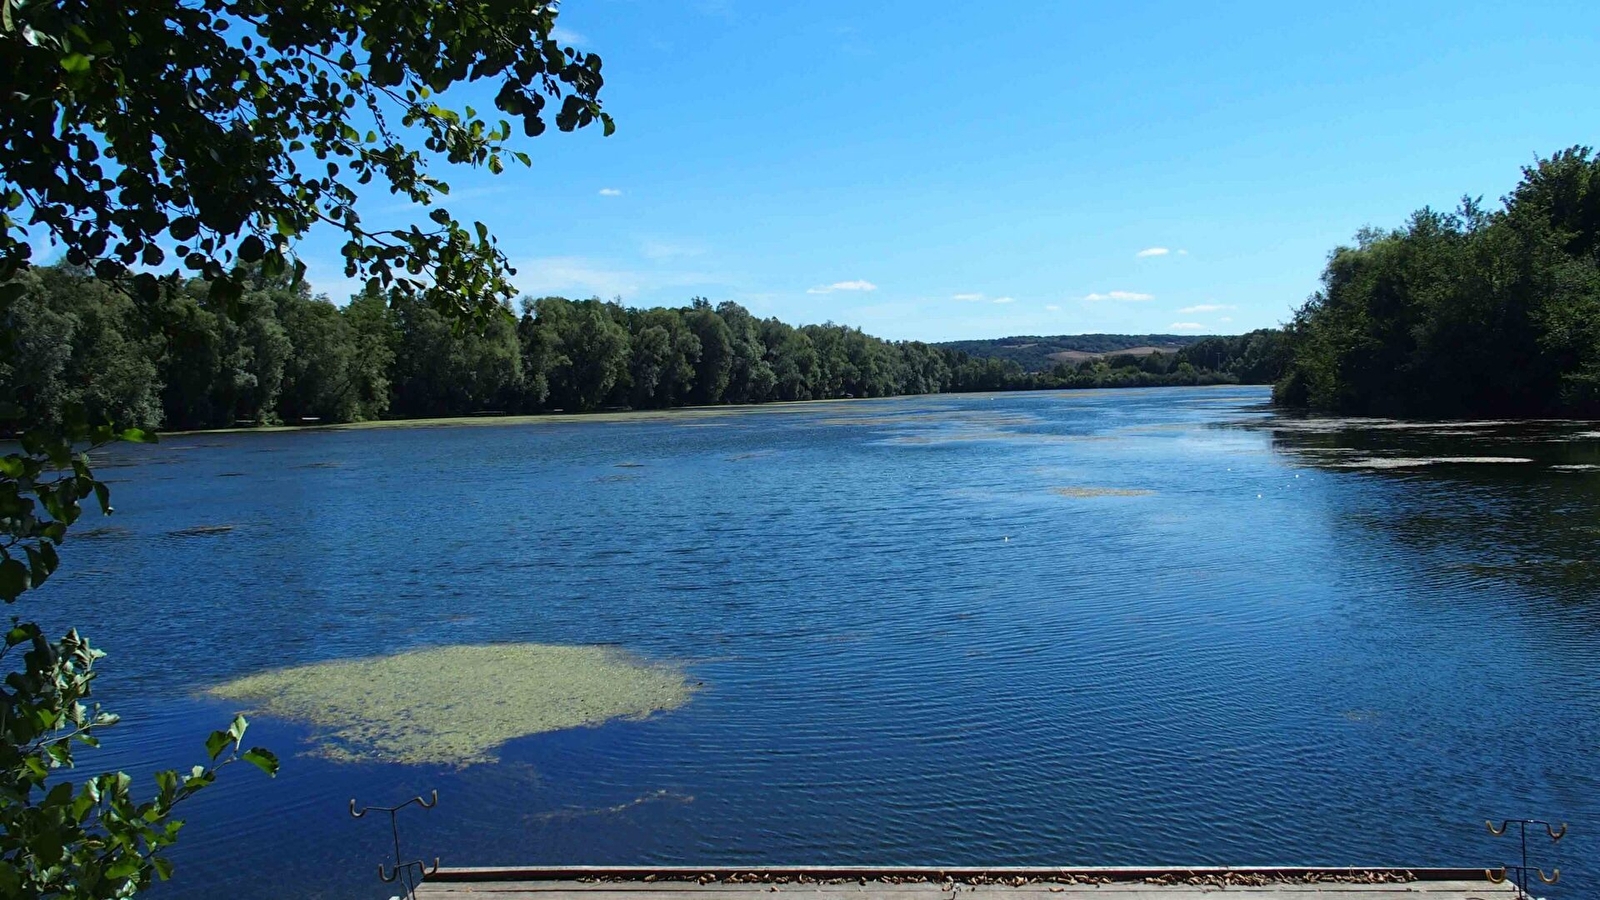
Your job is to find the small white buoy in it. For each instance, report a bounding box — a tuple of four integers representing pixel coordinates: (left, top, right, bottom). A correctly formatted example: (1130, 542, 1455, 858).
(1003, 536, 1010, 542)
(1257, 493, 1262, 498)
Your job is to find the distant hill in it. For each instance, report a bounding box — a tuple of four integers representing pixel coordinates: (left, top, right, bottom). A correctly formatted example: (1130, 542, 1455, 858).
(935, 334, 1213, 372)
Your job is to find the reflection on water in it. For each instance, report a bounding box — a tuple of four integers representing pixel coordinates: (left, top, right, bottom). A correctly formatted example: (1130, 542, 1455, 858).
(32, 386, 1600, 899)
(1254, 413, 1600, 602)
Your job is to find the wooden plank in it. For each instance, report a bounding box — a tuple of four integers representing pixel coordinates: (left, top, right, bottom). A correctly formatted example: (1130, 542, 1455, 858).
(418, 883, 1502, 893)
(416, 883, 1510, 890)
(425, 866, 1498, 883)
(416, 881, 1516, 898)
(417, 885, 1507, 894)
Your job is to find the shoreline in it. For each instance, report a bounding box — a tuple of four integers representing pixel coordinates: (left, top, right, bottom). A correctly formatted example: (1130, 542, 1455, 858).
(162, 383, 1265, 437)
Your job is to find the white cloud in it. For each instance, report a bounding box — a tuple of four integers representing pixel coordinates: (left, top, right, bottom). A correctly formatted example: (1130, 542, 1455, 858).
(640, 239, 704, 260)
(512, 256, 643, 298)
(1178, 249, 1190, 255)
(1084, 290, 1154, 302)
(301, 259, 366, 305)
(1169, 322, 1205, 330)
(1045, 304, 1061, 312)
(510, 255, 725, 300)
(598, 188, 623, 197)
(1219, 316, 1233, 323)
(1136, 247, 1170, 258)
(951, 292, 984, 302)
(807, 280, 877, 294)
(991, 296, 1015, 304)
(551, 26, 590, 45)
(1178, 303, 1236, 313)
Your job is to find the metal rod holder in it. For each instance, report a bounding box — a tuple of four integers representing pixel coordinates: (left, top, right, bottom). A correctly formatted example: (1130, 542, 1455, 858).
(352, 790, 440, 900)
(1486, 817, 1566, 899)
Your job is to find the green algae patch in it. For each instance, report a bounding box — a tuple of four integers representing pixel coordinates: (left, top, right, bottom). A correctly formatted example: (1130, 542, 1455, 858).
(207, 644, 696, 766)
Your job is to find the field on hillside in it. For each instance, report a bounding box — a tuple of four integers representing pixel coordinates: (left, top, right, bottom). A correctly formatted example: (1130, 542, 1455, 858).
(936, 334, 1210, 371)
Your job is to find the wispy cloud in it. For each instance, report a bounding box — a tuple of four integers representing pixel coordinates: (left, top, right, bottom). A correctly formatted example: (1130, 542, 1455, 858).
(513, 256, 643, 298)
(1136, 247, 1170, 258)
(598, 187, 623, 197)
(640, 239, 704, 260)
(301, 259, 366, 305)
(1178, 303, 1236, 313)
(1084, 290, 1154, 302)
(510, 255, 724, 300)
(1045, 304, 1061, 312)
(952, 292, 985, 302)
(991, 296, 1015, 304)
(1219, 316, 1233, 323)
(807, 279, 877, 294)
(692, 0, 736, 17)
(551, 26, 590, 46)
(1169, 322, 1205, 330)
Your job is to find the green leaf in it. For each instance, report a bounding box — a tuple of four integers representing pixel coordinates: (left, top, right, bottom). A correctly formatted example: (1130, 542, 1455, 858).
(203, 729, 231, 760)
(238, 234, 266, 262)
(0, 558, 28, 601)
(61, 53, 91, 74)
(241, 747, 280, 776)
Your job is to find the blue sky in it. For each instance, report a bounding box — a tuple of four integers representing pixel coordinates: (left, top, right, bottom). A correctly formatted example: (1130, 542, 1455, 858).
(298, 0, 1598, 343)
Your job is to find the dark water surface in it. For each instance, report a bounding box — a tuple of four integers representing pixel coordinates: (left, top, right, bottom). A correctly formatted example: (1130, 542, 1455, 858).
(35, 386, 1600, 898)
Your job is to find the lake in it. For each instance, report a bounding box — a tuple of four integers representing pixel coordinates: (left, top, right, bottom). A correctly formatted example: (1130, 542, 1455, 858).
(32, 385, 1599, 898)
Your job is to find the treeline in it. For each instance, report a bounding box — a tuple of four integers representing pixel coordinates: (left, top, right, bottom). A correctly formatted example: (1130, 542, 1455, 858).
(1276, 146, 1600, 417)
(936, 334, 1203, 371)
(942, 329, 1286, 392)
(1, 266, 1281, 432)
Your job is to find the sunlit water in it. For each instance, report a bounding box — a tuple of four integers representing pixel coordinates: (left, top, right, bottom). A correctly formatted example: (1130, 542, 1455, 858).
(31, 386, 1600, 898)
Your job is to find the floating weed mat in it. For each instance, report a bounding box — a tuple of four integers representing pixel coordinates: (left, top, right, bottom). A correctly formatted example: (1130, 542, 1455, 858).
(528, 789, 694, 823)
(1052, 487, 1154, 498)
(168, 524, 236, 537)
(206, 643, 696, 766)
(74, 525, 132, 540)
(1327, 456, 1533, 469)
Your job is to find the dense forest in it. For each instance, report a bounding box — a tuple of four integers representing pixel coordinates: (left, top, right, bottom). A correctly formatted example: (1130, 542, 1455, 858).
(0, 266, 1287, 431)
(1275, 146, 1600, 416)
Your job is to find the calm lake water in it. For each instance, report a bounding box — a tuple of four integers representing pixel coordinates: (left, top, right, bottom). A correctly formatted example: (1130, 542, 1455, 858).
(32, 385, 1600, 898)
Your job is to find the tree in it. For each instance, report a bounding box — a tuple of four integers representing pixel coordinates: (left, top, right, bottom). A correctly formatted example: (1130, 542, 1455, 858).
(389, 292, 520, 417)
(276, 288, 360, 424)
(342, 288, 398, 421)
(2, 0, 612, 893)
(0, 267, 163, 431)
(552, 300, 631, 411)
(2, 0, 612, 317)
(1275, 148, 1600, 416)
(715, 301, 776, 404)
(683, 299, 732, 405)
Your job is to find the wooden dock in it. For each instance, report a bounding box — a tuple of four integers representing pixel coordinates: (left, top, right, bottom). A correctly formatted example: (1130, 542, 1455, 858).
(417, 866, 1516, 899)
